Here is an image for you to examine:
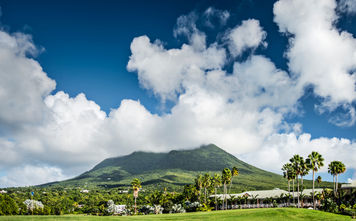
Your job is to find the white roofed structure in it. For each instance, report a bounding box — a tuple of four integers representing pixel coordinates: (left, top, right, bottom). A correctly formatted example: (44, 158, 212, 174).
(211, 188, 323, 200)
(341, 180, 356, 189)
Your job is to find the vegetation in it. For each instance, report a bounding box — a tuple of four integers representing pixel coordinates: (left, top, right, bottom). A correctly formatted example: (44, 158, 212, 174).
(221, 168, 232, 210)
(131, 178, 141, 214)
(306, 151, 324, 210)
(0, 208, 352, 220)
(281, 151, 355, 218)
(0, 146, 353, 218)
(43, 144, 327, 192)
(328, 161, 346, 196)
(289, 154, 303, 208)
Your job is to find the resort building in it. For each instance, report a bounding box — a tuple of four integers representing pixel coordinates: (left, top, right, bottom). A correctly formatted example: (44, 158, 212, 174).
(211, 188, 323, 209)
(341, 180, 356, 190)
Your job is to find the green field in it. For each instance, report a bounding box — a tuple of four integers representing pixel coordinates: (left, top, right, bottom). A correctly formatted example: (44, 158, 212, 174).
(0, 208, 351, 221)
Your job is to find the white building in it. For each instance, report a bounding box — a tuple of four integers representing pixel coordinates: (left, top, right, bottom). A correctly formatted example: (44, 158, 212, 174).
(341, 180, 356, 189)
(211, 188, 323, 208)
(107, 200, 126, 214)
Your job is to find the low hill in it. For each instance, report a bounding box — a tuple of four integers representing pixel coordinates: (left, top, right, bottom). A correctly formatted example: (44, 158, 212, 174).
(45, 144, 331, 192)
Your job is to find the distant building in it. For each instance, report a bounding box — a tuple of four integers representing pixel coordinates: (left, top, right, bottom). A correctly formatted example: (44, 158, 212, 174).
(23, 199, 44, 211)
(341, 180, 356, 189)
(80, 189, 89, 193)
(0, 190, 7, 194)
(210, 188, 323, 208)
(107, 200, 126, 214)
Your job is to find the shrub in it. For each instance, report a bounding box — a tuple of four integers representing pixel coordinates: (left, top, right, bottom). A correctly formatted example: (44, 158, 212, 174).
(153, 205, 164, 214)
(273, 200, 278, 208)
(170, 204, 185, 213)
(139, 205, 154, 215)
(196, 203, 213, 212)
(184, 201, 202, 212)
(322, 198, 338, 213)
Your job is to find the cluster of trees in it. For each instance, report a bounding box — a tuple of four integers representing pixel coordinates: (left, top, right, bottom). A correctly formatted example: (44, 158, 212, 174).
(193, 167, 238, 210)
(0, 194, 18, 215)
(130, 166, 240, 215)
(281, 151, 351, 214)
(0, 187, 145, 215)
(0, 159, 354, 217)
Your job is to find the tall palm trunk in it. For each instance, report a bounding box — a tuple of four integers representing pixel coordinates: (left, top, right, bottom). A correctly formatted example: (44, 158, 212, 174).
(204, 187, 207, 204)
(198, 188, 201, 203)
(229, 177, 234, 195)
(312, 170, 316, 210)
(222, 183, 225, 210)
(226, 186, 231, 209)
(225, 184, 228, 210)
(301, 176, 304, 207)
(297, 176, 300, 208)
(214, 188, 218, 211)
(293, 179, 295, 205)
(288, 179, 290, 206)
(134, 197, 137, 214)
(224, 184, 227, 210)
(336, 175, 338, 195)
(333, 175, 336, 196)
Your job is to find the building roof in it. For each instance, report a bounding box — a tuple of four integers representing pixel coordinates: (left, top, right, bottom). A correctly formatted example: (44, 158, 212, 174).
(301, 188, 323, 196)
(341, 180, 356, 189)
(211, 188, 323, 200)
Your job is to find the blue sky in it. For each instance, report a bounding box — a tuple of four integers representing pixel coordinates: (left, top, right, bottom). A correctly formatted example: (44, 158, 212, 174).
(2, 0, 355, 138)
(0, 0, 355, 186)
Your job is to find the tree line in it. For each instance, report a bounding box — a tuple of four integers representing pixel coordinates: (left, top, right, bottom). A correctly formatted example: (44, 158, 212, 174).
(281, 151, 352, 214)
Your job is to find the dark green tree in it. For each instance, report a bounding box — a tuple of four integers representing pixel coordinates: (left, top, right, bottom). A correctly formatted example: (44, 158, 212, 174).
(306, 151, 324, 209)
(222, 168, 232, 210)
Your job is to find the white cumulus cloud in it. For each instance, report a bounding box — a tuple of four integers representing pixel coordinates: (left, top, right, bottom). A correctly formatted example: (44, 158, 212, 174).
(0, 2, 356, 187)
(227, 19, 267, 57)
(274, 0, 356, 125)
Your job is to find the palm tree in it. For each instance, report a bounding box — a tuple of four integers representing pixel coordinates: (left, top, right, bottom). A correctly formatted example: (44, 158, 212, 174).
(290, 169, 296, 206)
(328, 161, 346, 196)
(131, 178, 141, 214)
(290, 154, 303, 208)
(195, 175, 203, 203)
(230, 195, 237, 209)
(299, 158, 310, 188)
(306, 151, 324, 210)
(222, 168, 232, 210)
(229, 167, 239, 194)
(282, 163, 292, 194)
(212, 173, 222, 210)
(202, 173, 211, 204)
(316, 176, 322, 188)
(328, 161, 338, 195)
(335, 161, 346, 195)
(282, 163, 294, 206)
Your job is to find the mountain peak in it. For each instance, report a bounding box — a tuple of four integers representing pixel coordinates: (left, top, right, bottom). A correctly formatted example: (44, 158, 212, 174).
(89, 144, 247, 175)
(45, 144, 325, 191)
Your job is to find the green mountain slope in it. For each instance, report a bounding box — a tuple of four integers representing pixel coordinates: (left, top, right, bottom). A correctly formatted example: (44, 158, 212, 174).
(46, 144, 331, 192)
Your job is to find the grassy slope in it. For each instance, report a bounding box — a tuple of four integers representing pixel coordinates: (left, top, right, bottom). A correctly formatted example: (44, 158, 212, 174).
(0, 209, 351, 221)
(45, 144, 332, 191)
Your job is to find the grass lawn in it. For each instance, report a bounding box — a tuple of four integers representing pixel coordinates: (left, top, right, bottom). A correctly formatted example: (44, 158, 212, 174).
(0, 208, 351, 221)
